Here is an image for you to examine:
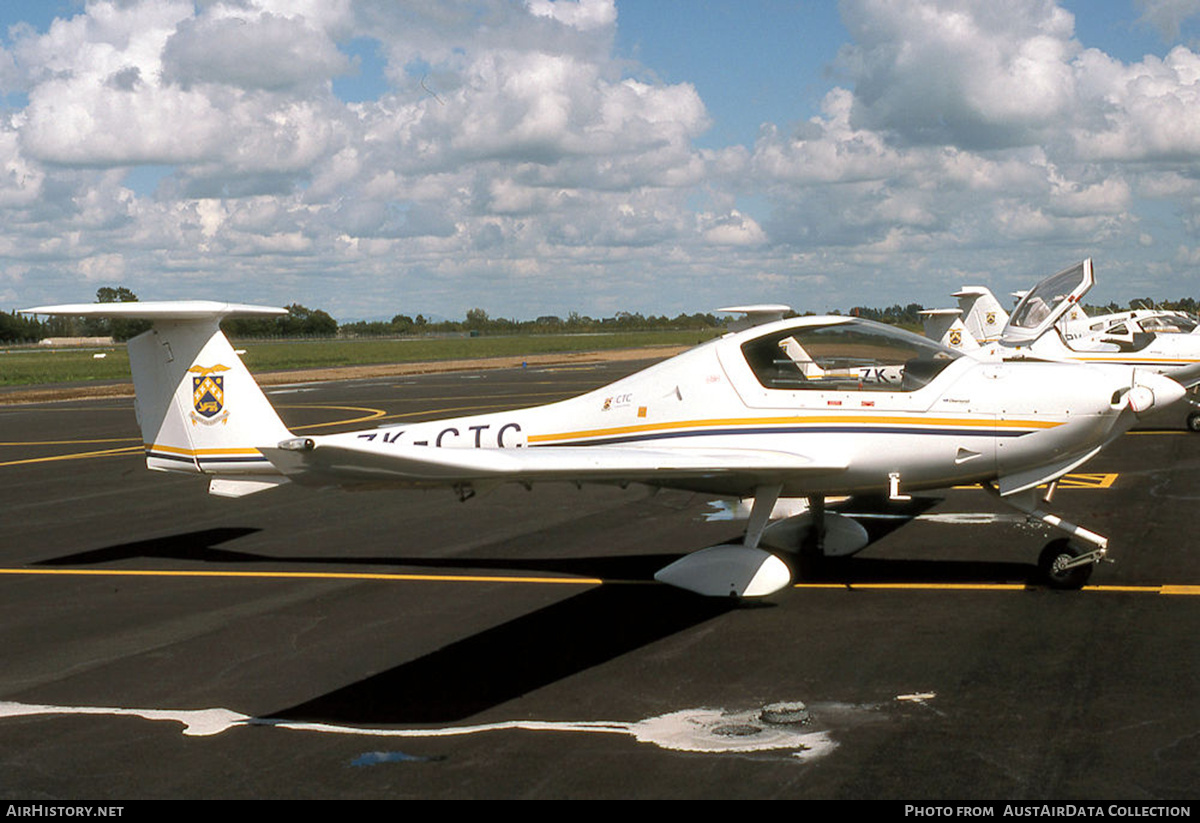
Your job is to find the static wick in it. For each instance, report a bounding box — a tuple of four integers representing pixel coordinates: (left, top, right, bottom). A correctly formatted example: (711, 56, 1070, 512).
(420, 76, 444, 105)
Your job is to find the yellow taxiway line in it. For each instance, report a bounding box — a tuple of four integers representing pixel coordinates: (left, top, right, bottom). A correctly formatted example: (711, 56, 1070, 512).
(0, 567, 1194, 594)
(0, 405, 389, 467)
(0, 445, 143, 467)
(0, 567, 603, 586)
(792, 582, 1198, 594)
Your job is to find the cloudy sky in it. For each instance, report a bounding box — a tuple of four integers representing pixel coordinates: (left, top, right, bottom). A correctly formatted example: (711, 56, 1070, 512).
(3, 0, 1200, 321)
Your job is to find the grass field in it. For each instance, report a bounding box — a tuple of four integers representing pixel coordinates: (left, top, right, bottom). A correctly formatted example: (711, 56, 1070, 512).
(0, 329, 721, 387)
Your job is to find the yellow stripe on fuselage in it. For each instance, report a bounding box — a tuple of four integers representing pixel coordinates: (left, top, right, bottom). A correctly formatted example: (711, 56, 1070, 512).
(1072, 355, 1200, 365)
(527, 414, 1061, 445)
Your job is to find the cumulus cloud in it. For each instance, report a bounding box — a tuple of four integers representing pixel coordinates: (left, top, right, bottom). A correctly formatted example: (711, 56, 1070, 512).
(1136, 0, 1200, 41)
(5, 0, 1200, 319)
(701, 210, 767, 246)
(161, 12, 353, 92)
(728, 0, 1200, 303)
(836, 0, 1080, 148)
(526, 0, 617, 31)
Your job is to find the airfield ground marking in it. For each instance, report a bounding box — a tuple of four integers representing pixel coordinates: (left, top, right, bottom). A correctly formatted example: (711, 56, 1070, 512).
(382, 389, 586, 400)
(0, 405, 388, 467)
(284, 404, 388, 430)
(0, 437, 140, 446)
(0, 567, 604, 586)
(0, 445, 143, 467)
(951, 472, 1118, 490)
(371, 403, 541, 422)
(0, 567, 1193, 595)
(791, 582, 1198, 595)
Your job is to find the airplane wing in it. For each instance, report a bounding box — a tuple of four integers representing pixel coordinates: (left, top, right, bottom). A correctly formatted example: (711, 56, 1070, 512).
(261, 441, 849, 491)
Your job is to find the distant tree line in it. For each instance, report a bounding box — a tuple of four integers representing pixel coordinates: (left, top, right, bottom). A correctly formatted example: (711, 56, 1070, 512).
(339, 308, 725, 337)
(0, 310, 43, 343)
(847, 302, 927, 328)
(5, 287, 1200, 344)
(1087, 297, 1198, 315)
(222, 304, 338, 338)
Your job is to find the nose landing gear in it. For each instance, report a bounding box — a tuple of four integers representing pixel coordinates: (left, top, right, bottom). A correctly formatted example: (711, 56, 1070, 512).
(983, 482, 1108, 590)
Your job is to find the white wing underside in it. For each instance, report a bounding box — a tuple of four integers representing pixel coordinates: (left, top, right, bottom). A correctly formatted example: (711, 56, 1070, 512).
(261, 443, 848, 488)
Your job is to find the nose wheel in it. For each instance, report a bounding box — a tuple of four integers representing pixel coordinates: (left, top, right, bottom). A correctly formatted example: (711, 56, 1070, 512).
(1038, 538, 1096, 590)
(983, 483, 1107, 590)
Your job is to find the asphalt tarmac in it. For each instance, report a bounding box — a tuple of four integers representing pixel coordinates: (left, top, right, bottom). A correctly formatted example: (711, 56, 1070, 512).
(1, 361, 1197, 800)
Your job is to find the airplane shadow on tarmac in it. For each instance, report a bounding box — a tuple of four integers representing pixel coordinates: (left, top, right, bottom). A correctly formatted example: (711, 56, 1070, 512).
(263, 553, 1044, 726)
(33, 519, 1045, 590)
(274, 584, 739, 724)
(32, 519, 1047, 725)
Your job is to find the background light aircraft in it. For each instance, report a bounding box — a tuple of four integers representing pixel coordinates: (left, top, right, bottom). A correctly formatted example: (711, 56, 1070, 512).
(923, 260, 1200, 431)
(930, 281, 1199, 348)
(22, 298, 1186, 596)
(1060, 307, 1199, 340)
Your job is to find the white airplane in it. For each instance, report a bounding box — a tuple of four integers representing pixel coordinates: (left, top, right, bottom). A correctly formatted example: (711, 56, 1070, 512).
(1056, 302, 1198, 341)
(940, 283, 1198, 346)
(923, 260, 1200, 430)
(21, 297, 1186, 596)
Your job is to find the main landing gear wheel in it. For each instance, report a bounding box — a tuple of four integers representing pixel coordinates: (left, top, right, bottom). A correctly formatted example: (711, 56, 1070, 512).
(1038, 538, 1094, 590)
(1187, 411, 1200, 433)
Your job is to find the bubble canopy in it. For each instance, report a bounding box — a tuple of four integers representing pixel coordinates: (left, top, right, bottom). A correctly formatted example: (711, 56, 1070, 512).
(739, 317, 960, 392)
(1004, 259, 1093, 344)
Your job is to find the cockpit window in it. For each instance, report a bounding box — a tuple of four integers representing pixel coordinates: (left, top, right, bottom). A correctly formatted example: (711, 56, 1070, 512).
(1141, 315, 1198, 333)
(741, 320, 959, 392)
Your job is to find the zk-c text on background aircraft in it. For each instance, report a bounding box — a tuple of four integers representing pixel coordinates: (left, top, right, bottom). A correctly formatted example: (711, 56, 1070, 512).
(21, 294, 1185, 596)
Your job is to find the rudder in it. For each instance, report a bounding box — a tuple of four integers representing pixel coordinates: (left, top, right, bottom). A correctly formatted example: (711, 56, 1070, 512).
(955, 286, 1008, 343)
(22, 301, 292, 479)
(919, 309, 979, 351)
(128, 319, 291, 476)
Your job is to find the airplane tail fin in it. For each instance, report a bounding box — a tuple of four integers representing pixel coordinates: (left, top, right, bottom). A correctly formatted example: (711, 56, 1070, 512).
(22, 302, 292, 484)
(777, 335, 826, 377)
(954, 286, 1008, 343)
(919, 309, 979, 351)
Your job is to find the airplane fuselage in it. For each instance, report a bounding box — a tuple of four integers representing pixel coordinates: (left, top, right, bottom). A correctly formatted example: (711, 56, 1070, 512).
(314, 317, 1159, 499)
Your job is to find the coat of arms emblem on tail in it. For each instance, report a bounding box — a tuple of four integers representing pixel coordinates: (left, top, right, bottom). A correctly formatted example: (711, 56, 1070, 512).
(190, 364, 231, 424)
